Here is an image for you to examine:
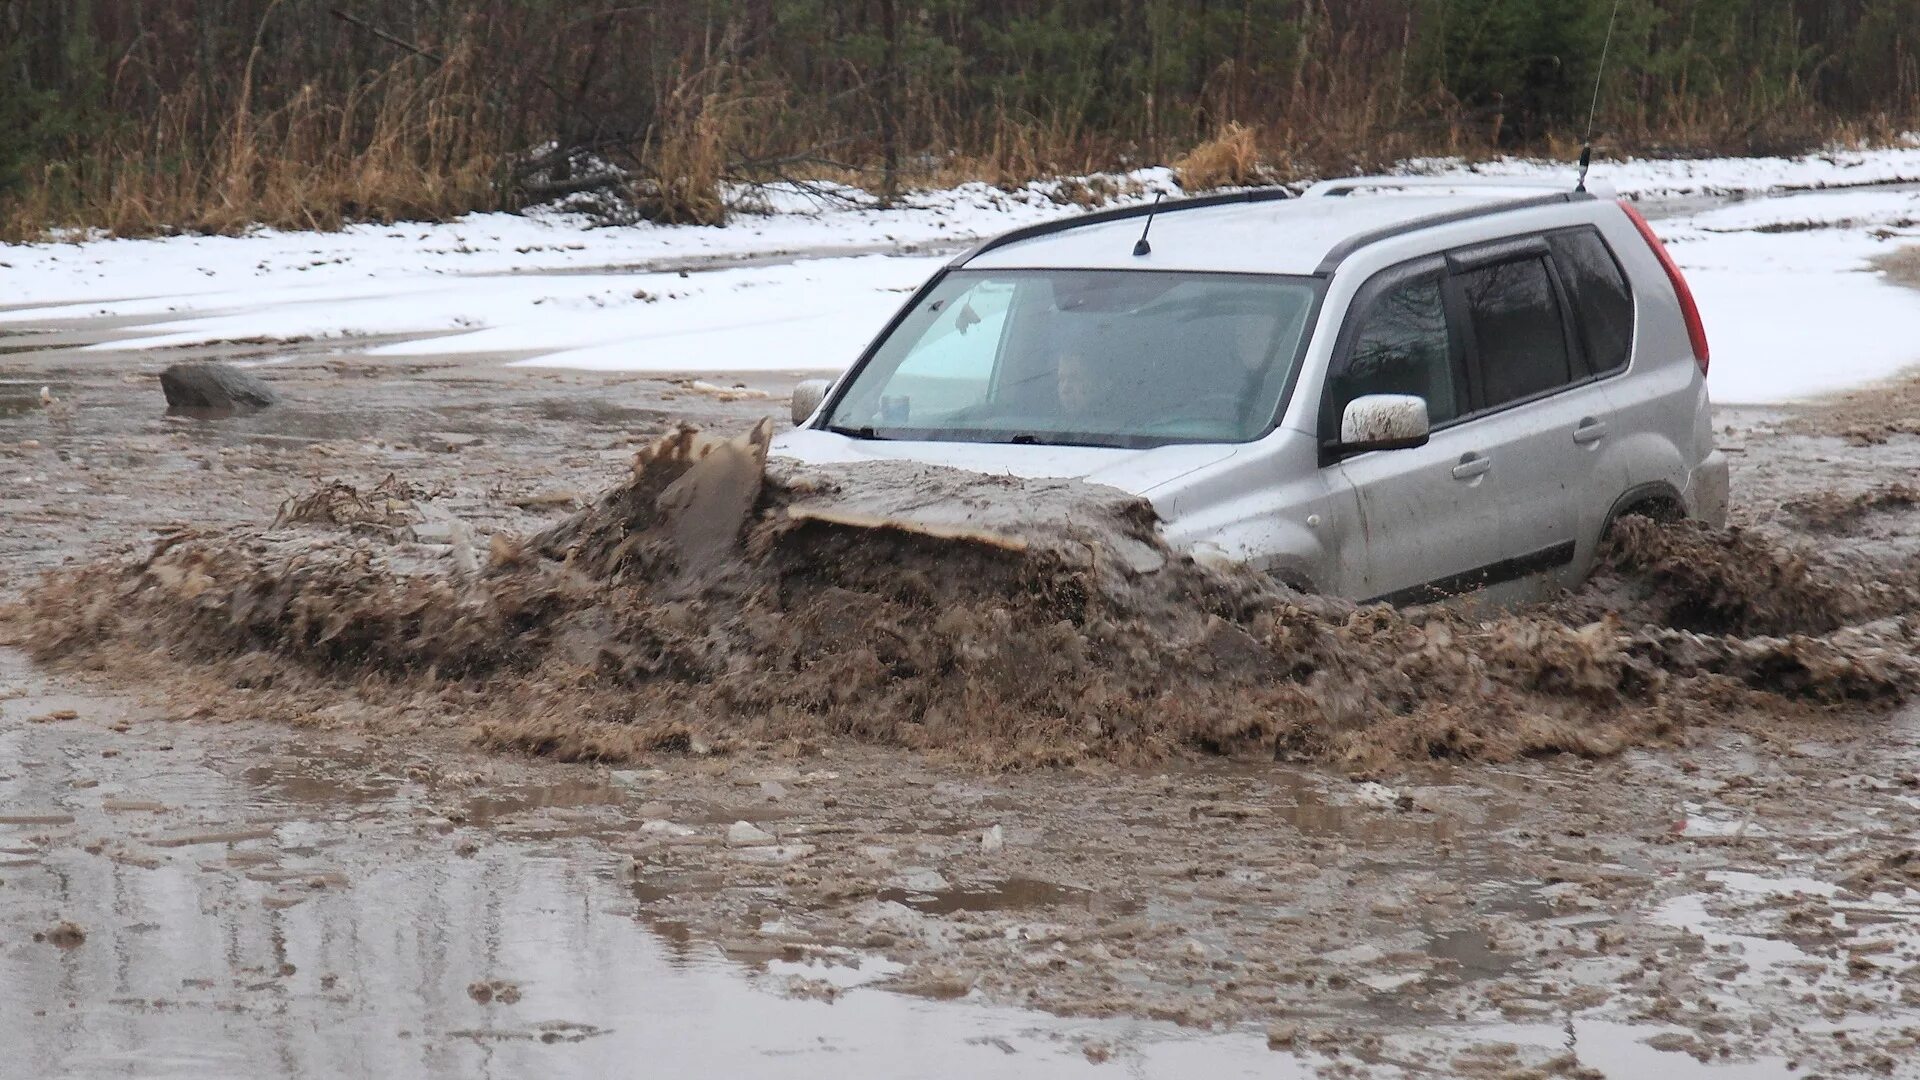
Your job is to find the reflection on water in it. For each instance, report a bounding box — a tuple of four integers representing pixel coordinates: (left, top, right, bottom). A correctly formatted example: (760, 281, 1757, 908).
(875, 876, 1141, 917)
(0, 646, 1810, 1079)
(0, 651, 1287, 1080)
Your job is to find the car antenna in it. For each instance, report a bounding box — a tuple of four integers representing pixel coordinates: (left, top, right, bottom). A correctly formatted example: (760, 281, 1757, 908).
(1132, 193, 1164, 256)
(1576, 0, 1623, 193)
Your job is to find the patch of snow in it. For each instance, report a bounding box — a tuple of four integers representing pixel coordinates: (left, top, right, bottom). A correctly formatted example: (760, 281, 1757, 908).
(2, 154, 1918, 400)
(1657, 194, 1920, 403)
(1348, 781, 1405, 810)
(499, 256, 945, 373)
(0, 172, 1176, 314)
(1407, 140, 1920, 199)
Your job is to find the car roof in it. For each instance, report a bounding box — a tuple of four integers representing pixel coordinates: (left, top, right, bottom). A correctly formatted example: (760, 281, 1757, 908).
(960, 187, 1591, 277)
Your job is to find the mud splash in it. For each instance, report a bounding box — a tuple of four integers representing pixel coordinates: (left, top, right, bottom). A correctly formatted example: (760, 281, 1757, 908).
(10, 425, 1919, 770)
(1781, 482, 1920, 535)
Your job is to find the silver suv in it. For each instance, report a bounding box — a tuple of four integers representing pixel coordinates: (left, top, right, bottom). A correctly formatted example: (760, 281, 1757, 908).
(775, 176, 1728, 605)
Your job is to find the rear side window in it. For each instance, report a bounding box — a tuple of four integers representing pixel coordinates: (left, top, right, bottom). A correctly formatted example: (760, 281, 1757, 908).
(1456, 257, 1572, 408)
(1548, 229, 1634, 375)
(1328, 273, 1463, 428)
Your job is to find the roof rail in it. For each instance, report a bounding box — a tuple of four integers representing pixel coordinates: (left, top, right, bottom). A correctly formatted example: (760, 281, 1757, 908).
(950, 187, 1294, 267)
(1305, 174, 1616, 198)
(1313, 191, 1593, 274)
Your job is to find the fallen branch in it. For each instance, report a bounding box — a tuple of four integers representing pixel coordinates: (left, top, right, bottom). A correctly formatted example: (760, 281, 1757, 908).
(328, 7, 442, 64)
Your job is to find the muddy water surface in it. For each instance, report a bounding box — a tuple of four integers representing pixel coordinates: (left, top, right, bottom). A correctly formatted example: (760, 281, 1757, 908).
(7, 254, 1920, 1076)
(14, 640, 1901, 1079)
(1, 651, 1306, 1079)
(14, 635, 1917, 1078)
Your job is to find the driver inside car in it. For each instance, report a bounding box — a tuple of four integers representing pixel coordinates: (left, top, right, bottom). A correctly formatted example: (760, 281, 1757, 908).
(1053, 349, 1142, 430)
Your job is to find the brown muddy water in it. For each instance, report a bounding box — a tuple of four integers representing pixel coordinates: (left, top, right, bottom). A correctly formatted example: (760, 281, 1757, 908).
(5, 283, 1920, 1076)
(11, 645, 1903, 1079)
(0, 651, 1296, 1079)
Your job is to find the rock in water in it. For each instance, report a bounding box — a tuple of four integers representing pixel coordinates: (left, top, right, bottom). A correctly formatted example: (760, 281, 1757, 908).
(160, 362, 280, 411)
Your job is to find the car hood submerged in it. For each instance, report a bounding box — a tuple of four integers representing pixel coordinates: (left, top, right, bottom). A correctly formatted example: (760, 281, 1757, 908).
(770, 428, 1238, 497)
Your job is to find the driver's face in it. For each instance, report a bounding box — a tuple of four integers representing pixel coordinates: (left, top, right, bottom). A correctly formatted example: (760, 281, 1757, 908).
(1056, 352, 1098, 413)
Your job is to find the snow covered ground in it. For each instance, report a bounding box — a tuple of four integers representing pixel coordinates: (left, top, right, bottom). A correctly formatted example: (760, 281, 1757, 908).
(4, 152, 1920, 403)
(1658, 188, 1920, 401)
(1414, 143, 1920, 199)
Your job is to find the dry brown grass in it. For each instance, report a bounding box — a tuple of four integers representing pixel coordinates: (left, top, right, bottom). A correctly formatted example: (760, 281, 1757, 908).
(631, 106, 728, 226)
(907, 105, 1111, 193)
(7, 35, 1913, 244)
(1, 47, 503, 242)
(626, 67, 738, 227)
(1172, 123, 1265, 191)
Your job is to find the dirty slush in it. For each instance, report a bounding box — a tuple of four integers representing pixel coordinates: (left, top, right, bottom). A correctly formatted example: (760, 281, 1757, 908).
(10, 418, 1916, 772)
(9, 348, 1920, 1076)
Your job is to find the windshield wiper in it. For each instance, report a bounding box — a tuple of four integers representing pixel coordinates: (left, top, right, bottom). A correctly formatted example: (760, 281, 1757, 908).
(1007, 432, 1093, 447)
(1005, 431, 1132, 448)
(826, 424, 887, 440)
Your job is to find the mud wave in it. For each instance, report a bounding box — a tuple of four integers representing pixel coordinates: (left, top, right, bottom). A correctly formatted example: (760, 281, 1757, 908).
(12, 425, 1918, 769)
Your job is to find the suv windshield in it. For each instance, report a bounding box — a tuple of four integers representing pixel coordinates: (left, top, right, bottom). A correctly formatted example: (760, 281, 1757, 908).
(820, 269, 1322, 448)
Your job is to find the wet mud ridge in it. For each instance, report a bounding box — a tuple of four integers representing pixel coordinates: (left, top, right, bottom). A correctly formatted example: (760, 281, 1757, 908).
(9, 422, 1918, 770)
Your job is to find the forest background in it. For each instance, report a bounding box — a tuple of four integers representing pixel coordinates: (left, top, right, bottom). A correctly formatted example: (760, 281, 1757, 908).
(3, 0, 1917, 239)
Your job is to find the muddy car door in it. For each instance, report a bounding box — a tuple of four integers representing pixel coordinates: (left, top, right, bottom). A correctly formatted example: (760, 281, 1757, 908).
(1322, 257, 1513, 603)
(1544, 224, 1660, 551)
(1444, 236, 1613, 596)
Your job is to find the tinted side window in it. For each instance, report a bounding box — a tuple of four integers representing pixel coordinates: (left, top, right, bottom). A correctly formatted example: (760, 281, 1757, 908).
(1458, 257, 1572, 408)
(1549, 230, 1634, 375)
(1329, 274, 1462, 427)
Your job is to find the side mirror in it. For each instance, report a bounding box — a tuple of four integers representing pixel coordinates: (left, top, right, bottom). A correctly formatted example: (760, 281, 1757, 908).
(1335, 393, 1430, 455)
(790, 378, 831, 426)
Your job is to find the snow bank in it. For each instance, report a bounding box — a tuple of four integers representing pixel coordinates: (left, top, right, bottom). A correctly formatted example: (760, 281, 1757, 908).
(1406, 142, 1920, 199)
(1, 155, 1917, 401)
(0, 170, 1178, 313)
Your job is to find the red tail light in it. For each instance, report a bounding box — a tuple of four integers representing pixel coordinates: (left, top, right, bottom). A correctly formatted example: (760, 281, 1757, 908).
(1619, 199, 1710, 376)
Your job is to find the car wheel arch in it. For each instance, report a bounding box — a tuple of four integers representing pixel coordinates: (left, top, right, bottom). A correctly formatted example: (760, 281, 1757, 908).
(1603, 481, 1687, 533)
(1264, 564, 1320, 594)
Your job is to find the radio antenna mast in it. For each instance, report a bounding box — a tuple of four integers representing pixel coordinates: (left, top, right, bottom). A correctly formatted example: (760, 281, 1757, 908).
(1132, 193, 1164, 257)
(1577, 0, 1624, 193)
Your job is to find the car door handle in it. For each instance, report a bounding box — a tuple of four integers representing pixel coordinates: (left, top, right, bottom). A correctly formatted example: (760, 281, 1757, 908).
(1451, 452, 1492, 480)
(1573, 417, 1608, 445)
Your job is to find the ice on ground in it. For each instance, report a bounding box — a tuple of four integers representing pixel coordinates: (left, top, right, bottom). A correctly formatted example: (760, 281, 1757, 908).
(2, 154, 1918, 401)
